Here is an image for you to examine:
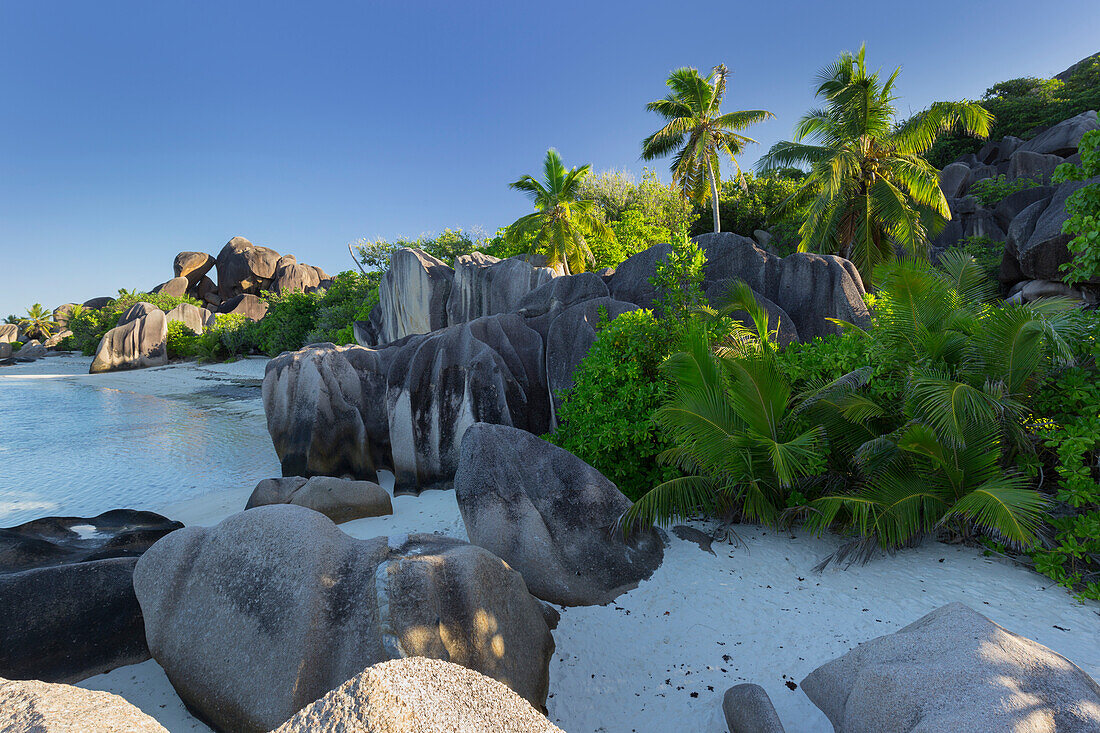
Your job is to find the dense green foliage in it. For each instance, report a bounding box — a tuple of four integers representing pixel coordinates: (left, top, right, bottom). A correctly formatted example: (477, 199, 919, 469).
(760, 45, 991, 282)
(967, 174, 1042, 207)
(68, 291, 201, 355)
(578, 168, 697, 235)
(922, 58, 1100, 168)
(688, 171, 809, 252)
(1055, 131, 1100, 285)
(950, 234, 1004, 279)
(642, 64, 772, 233)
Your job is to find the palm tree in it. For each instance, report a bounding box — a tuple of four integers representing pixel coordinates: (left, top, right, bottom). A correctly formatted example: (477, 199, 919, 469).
(642, 64, 773, 234)
(503, 148, 610, 275)
(759, 45, 992, 283)
(19, 304, 54, 340)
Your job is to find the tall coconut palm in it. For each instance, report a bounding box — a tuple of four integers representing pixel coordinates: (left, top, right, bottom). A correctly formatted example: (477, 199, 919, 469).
(503, 148, 610, 275)
(19, 304, 54, 340)
(642, 64, 773, 233)
(759, 45, 992, 283)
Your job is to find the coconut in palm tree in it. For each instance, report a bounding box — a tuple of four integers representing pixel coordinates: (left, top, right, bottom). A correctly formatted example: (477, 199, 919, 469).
(642, 64, 773, 234)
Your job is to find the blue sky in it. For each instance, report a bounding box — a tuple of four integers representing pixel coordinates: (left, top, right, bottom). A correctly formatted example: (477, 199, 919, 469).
(2, 1, 1098, 316)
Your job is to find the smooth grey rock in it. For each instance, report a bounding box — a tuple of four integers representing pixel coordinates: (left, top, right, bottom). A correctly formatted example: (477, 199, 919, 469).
(993, 185, 1055, 229)
(801, 602, 1100, 733)
(447, 252, 554, 324)
(723, 683, 786, 733)
(455, 423, 664, 606)
(16, 340, 46, 360)
(217, 293, 268, 321)
(164, 303, 207, 334)
(0, 342, 10, 360)
(81, 296, 113, 310)
(117, 301, 159, 328)
(133, 505, 556, 732)
(1005, 197, 1050, 260)
(1021, 279, 1084, 302)
(376, 247, 454, 344)
(153, 276, 189, 298)
(43, 330, 72, 349)
(939, 162, 972, 198)
(705, 279, 800, 346)
(216, 236, 281, 298)
(0, 677, 168, 731)
(1008, 150, 1064, 184)
(274, 261, 322, 295)
(245, 476, 392, 523)
(173, 251, 216, 287)
(753, 229, 775, 251)
(90, 310, 168, 374)
(1018, 110, 1100, 157)
(51, 304, 77, 328)
(0, 324, 18, 344)
(1018, 175, 1100, 280)
(516, 272, 610, 318)
(273, 657, 564, 733)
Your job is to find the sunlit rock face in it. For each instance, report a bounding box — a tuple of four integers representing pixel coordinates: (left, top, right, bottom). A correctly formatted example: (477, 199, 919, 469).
(447, 253, 554, 325)
(89, 307, 168, 374)
(376, 248, 455, 344)
(133, 505, 556, 733)
(264, 314, 549, 495)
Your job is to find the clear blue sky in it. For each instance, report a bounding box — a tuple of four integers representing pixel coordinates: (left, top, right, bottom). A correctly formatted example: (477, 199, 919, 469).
(2, 0, 1098, 317)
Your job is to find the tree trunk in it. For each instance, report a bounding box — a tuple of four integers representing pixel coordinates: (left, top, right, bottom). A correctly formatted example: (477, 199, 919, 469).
(707, 158, 721, 233)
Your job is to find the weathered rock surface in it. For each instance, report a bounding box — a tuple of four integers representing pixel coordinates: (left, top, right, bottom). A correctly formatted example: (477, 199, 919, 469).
(1012, 176, 1100, 281)
(800, 602, 1100, 733)
(447, 253, 554, 324)
(173, 251, 216, 287)
(117, 301, 160, 328)
(375, 248, 455, 344)
(938, 161, 972, 198)
(1008, 149, 1064, 183)
(217, 293, 268, 321)
(704, 279, 800, 346)
(245, 476, 392, 523)
(51, 304, 77, 328)
(133, 505, 556, 732)
(265, 314, 551, 494)
(0, 342, 11, 361)
(164, 303, 212, 334)
(82, 296, 113, 310)
(0, 324, 18, 343)
(0, 510, 181, 683)
(274, 260, 322, 295)
(16, 340, 47, 361)
(43, 330, 72, 349)
(723, 683, 786, 733)
(152, 276, 189, 298)
(455, 423, 664, 606)
(216, 236, 282, 298)
(1018, 110, 1100, 157)
(90, 309, 168, 374)
(0, 676, 168, 732)
(273, 657, 564, 733)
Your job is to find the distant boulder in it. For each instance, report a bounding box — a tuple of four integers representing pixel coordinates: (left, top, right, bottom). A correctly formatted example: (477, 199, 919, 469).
(90, 308, 168, 373)
(455, 423, 664, 606)
(51, 304, 77, 328)
(164, 303, 212, 334)
(218, 293, 268, 321)
(117, 301, 160, 327)
(245, 476, 393, 523)
(1010, 175, 1100, 281)
(273, 658, 564, 733)
(173, 251, 216, 287)
(1017, 110, 1100, 157)
(274, 257, 322, 295)
(0, 325, 20, 344)
(43, 330, 72, 349)
(216, 236, 282, 299)
(1007, 149, 1064, 184)
(801, 602, 1100, 733)
(152, 276, 189, 298)
(15, 340, 47, 361)
(81, 296, 113, 310)
(134, 505, 556, 732)
(938, 161, 972, 198)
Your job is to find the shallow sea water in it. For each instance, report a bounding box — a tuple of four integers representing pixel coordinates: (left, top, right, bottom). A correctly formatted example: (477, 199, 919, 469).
(0, 372, 279, 526)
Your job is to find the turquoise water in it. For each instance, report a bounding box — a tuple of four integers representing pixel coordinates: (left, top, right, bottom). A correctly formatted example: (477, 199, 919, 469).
(0, 374, 279, 526)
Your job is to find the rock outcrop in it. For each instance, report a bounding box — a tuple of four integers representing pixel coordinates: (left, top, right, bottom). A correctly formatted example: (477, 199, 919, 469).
(90, 308, 167, 374)
(216, 236, 282, 299)
(164, 303, 213, 334)
(723, 683, 786, 733)
(273, 657, 564, 733)
(217, 293, 269, 321)
(0, 324, 18, 344)
(174, 251, 216, 287)
(374, 248, 455, 344)
(0, 510, 181, 683)
(455, 423, 664, 606)
(0, 677, 168, 732)
(447, 253, 554, 324)
(1009, 175, 1100, 281)
(801, 602, 1100, 733)
(134, 505, 556, 733)
(245, 476, 393, 523)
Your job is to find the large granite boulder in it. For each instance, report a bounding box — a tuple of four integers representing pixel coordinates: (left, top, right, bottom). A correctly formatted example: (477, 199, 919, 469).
(51, 304, 77, 328)
(1008, 149, 1064, 183)
(173, 251, 216, 287)
(0, 677, 167, 732)
(609, 235, 871, 340)
(117, 301, 159, 328)
(516, 271, 610, 318)
(217, 293, 268, 321)
(455, 423, 664, 606)
(81, 296, 113, 310)
(265, 314, 550, 495)
(375, 247, 454, 344)
(134, 505, 556, 733)
(273, 657, 564, 733)
(0, 324, 18, 343)
(801, 602, 1100, 733)
(1018, 110, 1100, 157)
(245, 476, 392, 523)
(164, 303, 211, 334)
(0, 510, 181, 683)
(216, 236, 282, 298)
(992, 185, 1055, 229)
(0, 342, 11, 361)
(704, 279, 800, 346)
(90, 309, 168, 374)
(274, 257, 322, 295)
(1009, 176, 1100, 281)
(447, 253, 554, 324)
(44, 330, 73, 349)
(15, 340, 46, 361)
(152, 276, 189, 298)
(938, 161, 972, 198)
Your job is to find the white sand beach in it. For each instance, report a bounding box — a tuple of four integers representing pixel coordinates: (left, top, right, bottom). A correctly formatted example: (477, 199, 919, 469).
(6, 356, 1098, 732)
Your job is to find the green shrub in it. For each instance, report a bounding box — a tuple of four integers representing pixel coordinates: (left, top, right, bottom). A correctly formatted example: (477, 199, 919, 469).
(967, 174, 1042, 206)
(548, 309, 679, 500)
(11, 341, 21, 352)
(166, 321, 199, 359)
(67, 291, 201, 356)
(304, 271, 378, 345)
(650, 230, 705, 318)
(949, 235, 1003, 279)
(1056, 130, 1100, 285)
(255, 290, 321, 356)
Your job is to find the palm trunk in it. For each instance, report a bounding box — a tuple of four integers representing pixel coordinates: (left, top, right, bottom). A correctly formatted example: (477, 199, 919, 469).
(707, 158, 721, 233)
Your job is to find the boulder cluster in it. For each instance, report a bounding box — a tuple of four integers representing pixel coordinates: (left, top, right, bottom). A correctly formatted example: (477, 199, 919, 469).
(932, 110, 1100, 302)
(265, 233, 871, 495)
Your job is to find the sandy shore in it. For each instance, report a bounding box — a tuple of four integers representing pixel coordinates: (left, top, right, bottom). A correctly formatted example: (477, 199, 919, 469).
(13, 355, 1097, 732)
